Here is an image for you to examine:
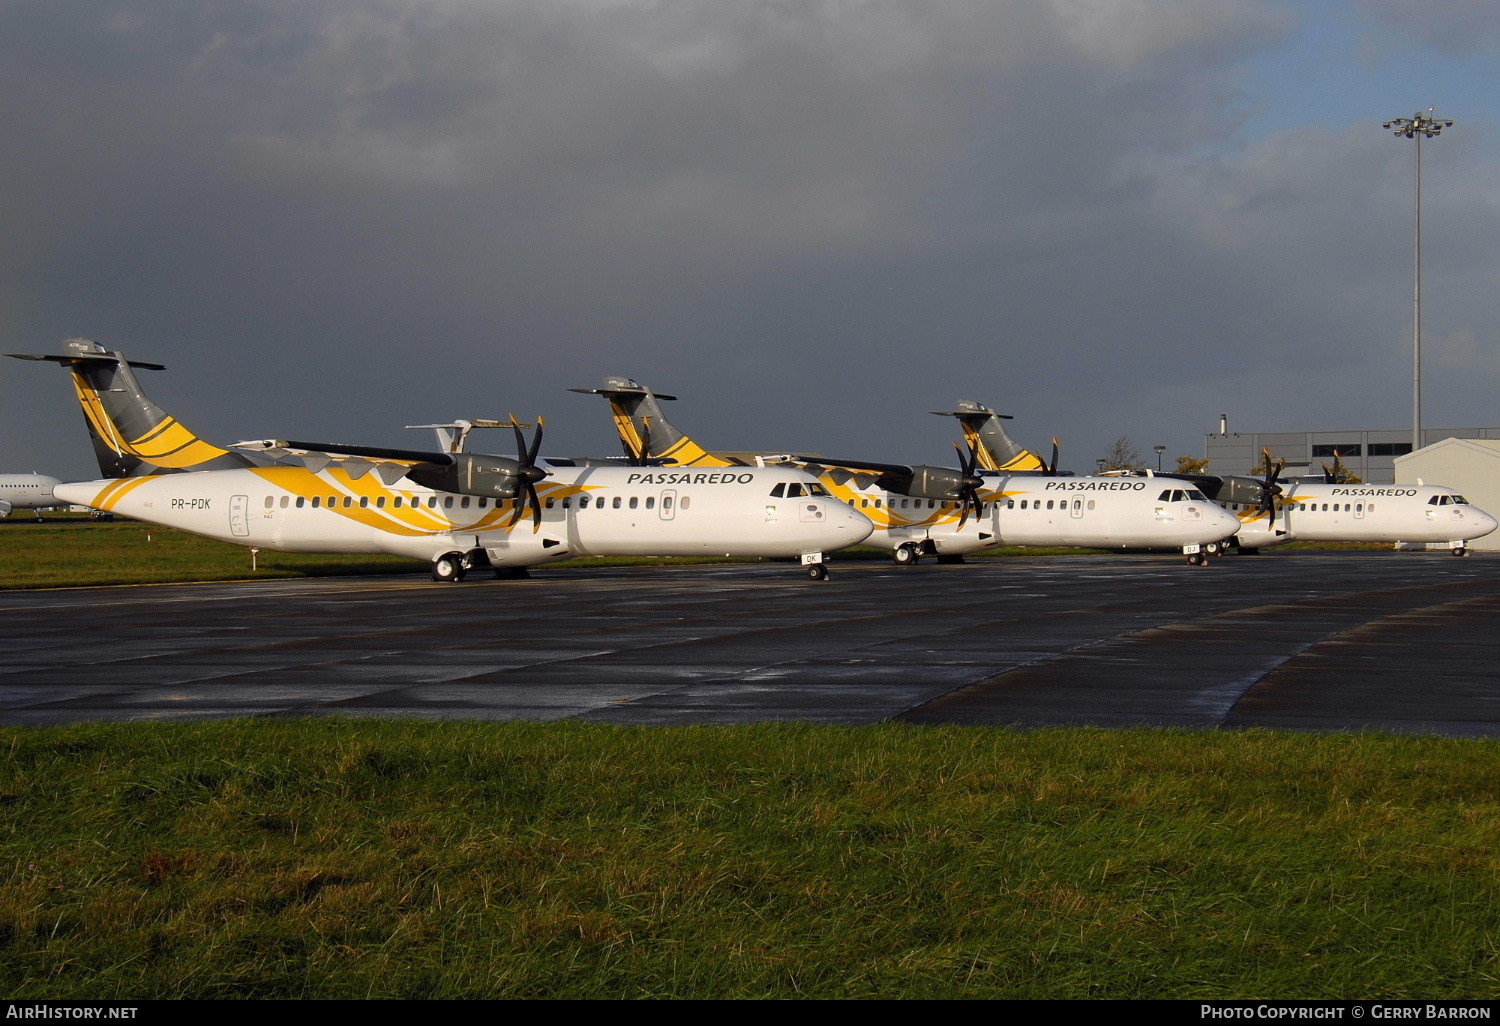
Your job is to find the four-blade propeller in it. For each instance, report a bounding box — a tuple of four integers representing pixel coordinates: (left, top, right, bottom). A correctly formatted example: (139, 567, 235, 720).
(1258, 448, 1286, 529)
(508, 414, 547, 531)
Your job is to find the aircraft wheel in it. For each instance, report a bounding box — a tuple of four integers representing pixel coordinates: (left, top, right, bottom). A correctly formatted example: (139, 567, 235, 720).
(1187, 552, 1205, 566)
(1205, 541, 1222, 556)
(432, 553, 466, 582)
(1453, 547, 1469, 557)
(892, 544, 919, 566)
(806, 563, 829, 581)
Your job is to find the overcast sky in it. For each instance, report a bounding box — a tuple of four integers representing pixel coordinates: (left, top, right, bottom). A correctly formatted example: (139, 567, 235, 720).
(3, 0, 1497, 479)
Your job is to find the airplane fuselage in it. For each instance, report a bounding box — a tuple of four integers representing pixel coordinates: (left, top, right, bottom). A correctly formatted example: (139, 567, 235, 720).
(0, 474, 62, 517)
(1226, 483, 1497, 549)
(810, 471, 1242, 553)
(55, 463, 873, 568)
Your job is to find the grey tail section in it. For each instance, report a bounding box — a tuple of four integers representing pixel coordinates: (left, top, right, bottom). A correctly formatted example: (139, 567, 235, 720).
(568, 376, 714, 466)
(931, 400, 1044, 472)
(8, 338, 254, 478)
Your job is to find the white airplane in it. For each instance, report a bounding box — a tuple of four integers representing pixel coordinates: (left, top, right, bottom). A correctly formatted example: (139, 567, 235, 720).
(1197, 452, 1496, 556)
(949, 408, 1499, 557)
(0, 473, 63, 519)
(569, 378, 1243, 565)
(10, 340, 873, 581)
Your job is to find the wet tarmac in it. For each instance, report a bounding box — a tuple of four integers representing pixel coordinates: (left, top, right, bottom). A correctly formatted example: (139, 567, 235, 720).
(3, 551, 1498, 736)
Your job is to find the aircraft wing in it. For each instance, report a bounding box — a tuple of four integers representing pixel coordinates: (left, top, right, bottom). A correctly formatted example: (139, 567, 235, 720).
(274, 440, 455, 465)
(787, 455, 915, 476)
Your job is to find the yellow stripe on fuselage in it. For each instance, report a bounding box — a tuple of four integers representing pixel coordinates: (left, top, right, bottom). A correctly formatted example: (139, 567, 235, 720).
(248, 467, 603, 538)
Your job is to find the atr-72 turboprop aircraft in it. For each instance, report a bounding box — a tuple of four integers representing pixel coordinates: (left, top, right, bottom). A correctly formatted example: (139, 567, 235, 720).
(568, 378, 1242, 564)
(1186, 451, 1496, 556)
(951, 410, 1499, 557)
(11, 340, 872, 581)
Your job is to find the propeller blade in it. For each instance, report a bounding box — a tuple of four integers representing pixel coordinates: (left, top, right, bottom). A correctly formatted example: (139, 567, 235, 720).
(526, 481, 542, 531)
(1049, 438, 1060, 475)
(526, 415, 545, 466)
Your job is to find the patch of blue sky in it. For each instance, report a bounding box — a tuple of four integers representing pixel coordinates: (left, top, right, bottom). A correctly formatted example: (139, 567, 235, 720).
(1235, 0, 1494, 144)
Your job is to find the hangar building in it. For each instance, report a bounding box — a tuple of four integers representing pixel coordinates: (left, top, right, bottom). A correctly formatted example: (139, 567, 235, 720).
(1203, 424, 1500, 484)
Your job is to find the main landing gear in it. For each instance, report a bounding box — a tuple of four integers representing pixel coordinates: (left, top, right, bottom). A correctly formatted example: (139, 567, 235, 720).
(892, 544, 919, 566)
(431, 552, 468, 583)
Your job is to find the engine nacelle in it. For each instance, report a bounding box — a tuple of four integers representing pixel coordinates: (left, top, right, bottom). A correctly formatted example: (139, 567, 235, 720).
(892, 465, 971, 501)
(405, 453, 526, 499)
(1215, 475, 1271, 506)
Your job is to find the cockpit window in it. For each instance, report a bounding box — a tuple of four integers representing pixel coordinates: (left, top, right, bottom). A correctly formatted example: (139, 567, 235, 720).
(1453, 495, 1470, 505)
(1158, 490, 1173, 501)
(1187, 489, 1207, 500)
(769, 483, 786, 498)
(806, 483, 829, 497)
(786, 483, 805, 498)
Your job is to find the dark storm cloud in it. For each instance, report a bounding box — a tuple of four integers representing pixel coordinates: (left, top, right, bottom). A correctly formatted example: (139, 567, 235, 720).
(3, 1, 1494, 482)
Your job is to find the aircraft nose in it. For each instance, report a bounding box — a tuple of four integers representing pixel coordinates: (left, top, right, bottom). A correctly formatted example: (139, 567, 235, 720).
(832, 501, 875, 544)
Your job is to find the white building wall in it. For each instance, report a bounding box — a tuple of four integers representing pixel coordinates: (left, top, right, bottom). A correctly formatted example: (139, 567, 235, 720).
(1395, 439, 1500, 551)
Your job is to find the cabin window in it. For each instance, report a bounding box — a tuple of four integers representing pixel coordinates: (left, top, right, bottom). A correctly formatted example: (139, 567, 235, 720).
(612, 496, 621, 509)
(1368, 503, 1375, 512)
(861, 498, 869, 508)
(769, 483, 786, 498)
(1087, 500, 1095, 510)
(597, 496, 606, 509)
(545, 497, 555, 509)
(1006, 499, 1014, 509)
(663, 495, 674, 510)
(376, 497, 386, 508)
(1298, 504, 1305, 511)
(562, 498, 570, 509)
(296, 497, 305, 508)
(681, 496, 691, 509)
(460, 496, 470, 509)
(1073, 500, 1081, 510)
(264, 496, 274, 509)
(342, 496, 352, 508)
(874, 499, 881, 508)
(443, 497, 453, 509)
(477, 498, 487, 508)
(1046, 500, 1054, 510)
(629, 497, 638, 509)
(646, 496, 655, 509)
(359, 496, 369, 508)
(310, 496, 320, 508)
(279, 495, 289, 508)
(1356, 503, 1363, 512)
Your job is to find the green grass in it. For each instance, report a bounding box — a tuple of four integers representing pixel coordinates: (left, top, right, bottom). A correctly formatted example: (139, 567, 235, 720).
(0, 518, 1114, 591)
(3, 721, 1499, 999)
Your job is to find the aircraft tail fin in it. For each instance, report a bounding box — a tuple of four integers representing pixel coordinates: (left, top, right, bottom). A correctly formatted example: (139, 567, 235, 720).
(8, 338, 252, 478)
(931, 400, 1045, 472)
(569, 376, 734, 467)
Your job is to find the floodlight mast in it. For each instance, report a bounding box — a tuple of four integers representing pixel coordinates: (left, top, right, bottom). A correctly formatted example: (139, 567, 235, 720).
(1382, 107, 1453, 454)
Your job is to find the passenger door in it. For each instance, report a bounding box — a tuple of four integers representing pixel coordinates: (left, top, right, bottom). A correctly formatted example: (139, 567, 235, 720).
(229, 494, 250, 537)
